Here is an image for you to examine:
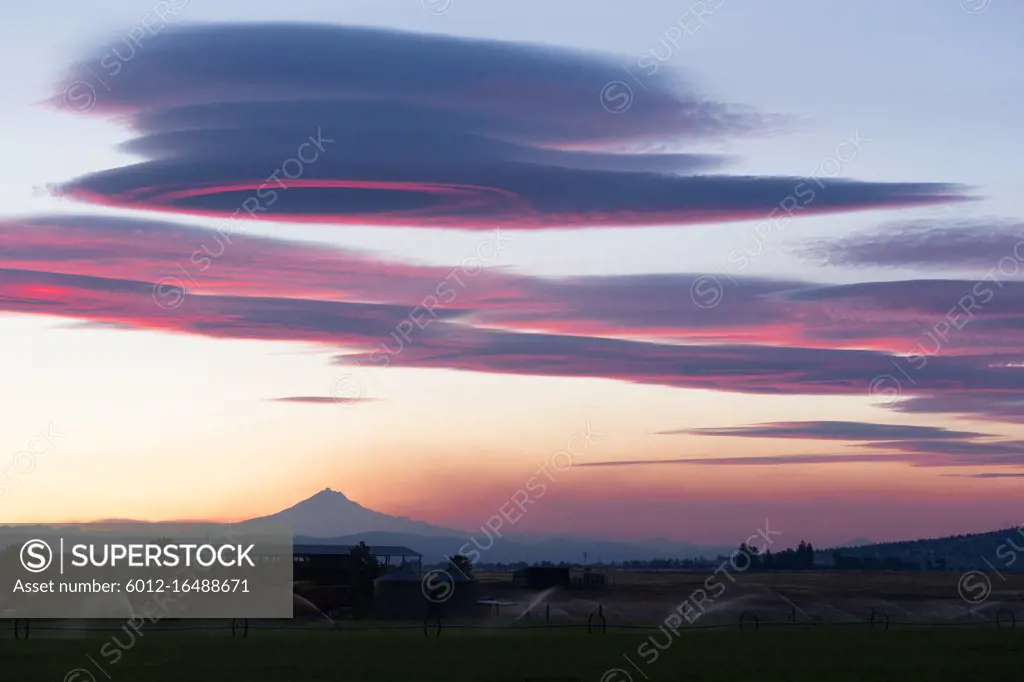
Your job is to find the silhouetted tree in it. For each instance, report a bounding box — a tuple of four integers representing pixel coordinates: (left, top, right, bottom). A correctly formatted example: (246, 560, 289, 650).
(801, 542, 815, 569)
(448, 553, 473, 578)
(348, 542, 379, 617)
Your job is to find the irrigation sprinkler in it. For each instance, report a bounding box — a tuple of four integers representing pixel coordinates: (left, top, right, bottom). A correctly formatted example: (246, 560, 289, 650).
(869, 609, 889, 632)
(13, 619, 29, 640)
(739, 611, 759, 633)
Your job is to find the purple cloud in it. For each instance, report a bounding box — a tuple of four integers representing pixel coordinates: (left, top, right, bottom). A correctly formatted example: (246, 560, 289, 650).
(801, 218, 1024, 269)
(666, 421, 986, 440)
(51, 23, 965, 228)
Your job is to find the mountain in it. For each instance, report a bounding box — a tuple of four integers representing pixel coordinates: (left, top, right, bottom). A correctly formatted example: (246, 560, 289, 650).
(244, 488, 462, 537)
(245, 489, 733, 563)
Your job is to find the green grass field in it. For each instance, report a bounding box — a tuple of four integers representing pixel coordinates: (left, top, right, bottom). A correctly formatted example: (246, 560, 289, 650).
(4, 628, 1021, 681)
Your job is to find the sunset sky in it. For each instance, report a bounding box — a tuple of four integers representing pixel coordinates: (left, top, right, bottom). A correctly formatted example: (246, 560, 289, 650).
(2, 0, 1023, 547)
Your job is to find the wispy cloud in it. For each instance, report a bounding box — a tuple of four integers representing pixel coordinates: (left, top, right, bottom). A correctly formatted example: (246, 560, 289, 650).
(944, 473, 1024, 479)
(667, 421, 986, 440)
(579, 453, 895, 467)
(270, 396, 377, 406)
(801, 218, 1024, 269)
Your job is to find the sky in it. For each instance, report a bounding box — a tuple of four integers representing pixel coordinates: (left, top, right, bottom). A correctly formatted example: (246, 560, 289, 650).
(1, 0, 1023, 548)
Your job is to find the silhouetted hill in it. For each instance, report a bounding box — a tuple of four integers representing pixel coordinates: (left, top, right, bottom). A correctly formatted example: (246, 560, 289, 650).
(819, 526, 1024, 571)
(293, 531, 733, 565)
(835, 536, 872, 548)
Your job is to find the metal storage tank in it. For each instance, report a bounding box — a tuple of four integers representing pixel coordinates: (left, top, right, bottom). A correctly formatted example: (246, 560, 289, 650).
(373, 568, 476, 620)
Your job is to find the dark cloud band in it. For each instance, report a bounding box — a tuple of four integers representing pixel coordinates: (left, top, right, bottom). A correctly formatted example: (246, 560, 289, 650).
(4, 214, 1024, 422)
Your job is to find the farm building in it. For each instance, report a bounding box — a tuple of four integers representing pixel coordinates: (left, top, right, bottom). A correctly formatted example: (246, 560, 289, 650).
(572, 570, 607, 589)
(293, 544, 423, 579)
(291, 544, 423, 615)
(374, 567, 477, 620)
(512, 566, 571, 589)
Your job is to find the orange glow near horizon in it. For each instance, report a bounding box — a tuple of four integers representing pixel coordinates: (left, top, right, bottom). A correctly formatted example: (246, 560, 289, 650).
(2, 312, 1023, 548)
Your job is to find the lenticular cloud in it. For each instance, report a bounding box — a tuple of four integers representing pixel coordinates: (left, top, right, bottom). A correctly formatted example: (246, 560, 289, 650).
(53, 23, 965, 228)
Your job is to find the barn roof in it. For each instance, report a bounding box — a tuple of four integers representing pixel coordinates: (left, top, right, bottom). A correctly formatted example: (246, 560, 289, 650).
(376, 567, 472, 582)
